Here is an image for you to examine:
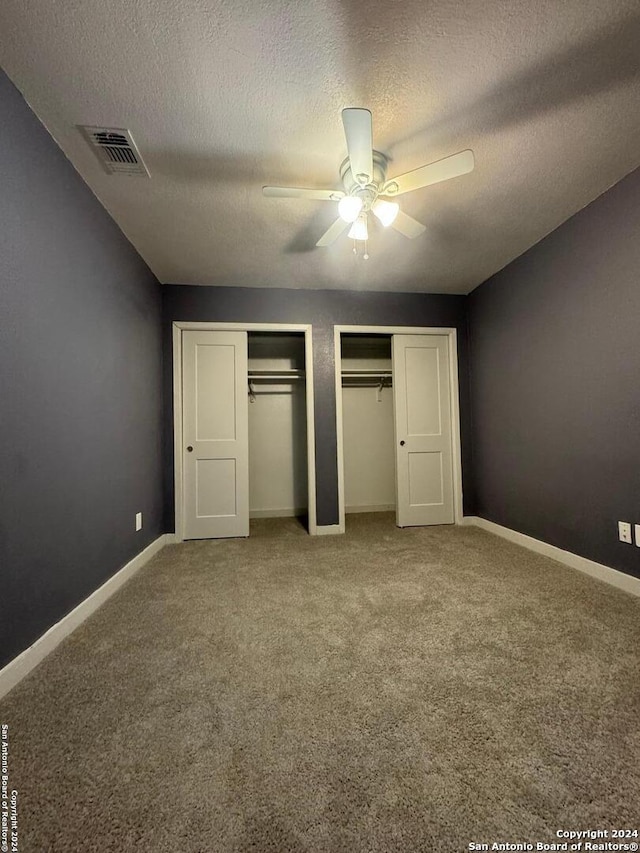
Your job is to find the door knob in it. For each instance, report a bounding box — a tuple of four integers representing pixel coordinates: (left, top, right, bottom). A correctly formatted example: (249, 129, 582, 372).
(400, 440, 405, 446)
(186, 446, 193, 452)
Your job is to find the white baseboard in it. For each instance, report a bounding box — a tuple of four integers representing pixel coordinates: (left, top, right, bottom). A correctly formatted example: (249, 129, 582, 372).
(249, 508, 307, 519)
(0, 534, 170, 701)
(315, 524, 345, 536)
(345, 504, 395, 514)
(463, 516, 640, 598)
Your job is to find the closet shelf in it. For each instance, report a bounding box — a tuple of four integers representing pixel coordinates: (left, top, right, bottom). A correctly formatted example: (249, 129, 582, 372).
(248, 369, 305, 381)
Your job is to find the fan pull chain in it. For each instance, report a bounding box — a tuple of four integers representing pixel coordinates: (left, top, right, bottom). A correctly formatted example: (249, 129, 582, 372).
(352, 239, 370, 259)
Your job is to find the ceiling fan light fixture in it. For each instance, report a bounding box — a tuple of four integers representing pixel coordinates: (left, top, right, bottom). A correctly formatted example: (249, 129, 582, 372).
(348, 214, 368, 241)
(264, 109, 473, 250)
(338, 195, 364, 223)
(372, 199, 399, 227)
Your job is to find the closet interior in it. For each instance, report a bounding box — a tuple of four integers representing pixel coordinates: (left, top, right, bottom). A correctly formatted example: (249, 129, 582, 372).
(248, 332, 308, 523)
(340, 334, 395, 518)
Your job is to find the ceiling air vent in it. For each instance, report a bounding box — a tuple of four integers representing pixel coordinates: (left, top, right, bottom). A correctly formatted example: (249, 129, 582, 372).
(79, 126, 150, 176)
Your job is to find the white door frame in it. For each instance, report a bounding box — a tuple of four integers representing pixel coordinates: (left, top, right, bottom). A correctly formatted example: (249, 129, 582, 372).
(173, 322, 317, 539)
(334, 325, 464, 533)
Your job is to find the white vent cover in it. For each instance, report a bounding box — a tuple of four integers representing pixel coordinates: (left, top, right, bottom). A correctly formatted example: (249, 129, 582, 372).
(79, 126, 150, 176)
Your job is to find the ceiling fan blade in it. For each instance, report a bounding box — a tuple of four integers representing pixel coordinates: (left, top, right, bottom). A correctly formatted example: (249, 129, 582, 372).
(263, 186, 344, 201)
(391, 210, 427, 239)
(342, 108, 373, 184)
(316, 217, 351, 247)
(387, 149, 474, 196)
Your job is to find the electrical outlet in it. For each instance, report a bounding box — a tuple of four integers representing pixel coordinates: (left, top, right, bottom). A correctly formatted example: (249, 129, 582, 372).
(635, 524, 640, 548)
(135, 512, 143, 532)
(618, 521, 632, 544)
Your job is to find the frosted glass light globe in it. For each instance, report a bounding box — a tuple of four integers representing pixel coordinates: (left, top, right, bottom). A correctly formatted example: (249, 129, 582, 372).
(338, 196, 364, 223)
(348, 216, 368, 241)
(372, 199, 399, 227)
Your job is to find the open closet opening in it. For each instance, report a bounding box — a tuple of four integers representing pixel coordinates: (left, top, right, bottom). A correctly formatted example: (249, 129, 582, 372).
(340, 334, 395, 522)
(248, 332, 308, 527)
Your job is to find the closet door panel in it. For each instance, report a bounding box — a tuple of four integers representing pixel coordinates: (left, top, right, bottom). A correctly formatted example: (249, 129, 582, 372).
(182, 330, 249, 539)
(195, 344, 237, 440)
(405, 346, 441, 436)
(196, 458, 237, 517)
(393, 335, 454, 526)
(408, 451, 444, 506)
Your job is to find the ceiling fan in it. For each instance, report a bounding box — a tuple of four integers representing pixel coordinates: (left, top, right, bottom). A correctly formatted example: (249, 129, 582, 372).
(263, 108, 474, 252)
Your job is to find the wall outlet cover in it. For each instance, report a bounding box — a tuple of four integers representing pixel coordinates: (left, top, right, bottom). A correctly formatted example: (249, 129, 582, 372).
(635, 524, 640, 547)
(135, 512, 143, 532)
(618, 521, 632, 544)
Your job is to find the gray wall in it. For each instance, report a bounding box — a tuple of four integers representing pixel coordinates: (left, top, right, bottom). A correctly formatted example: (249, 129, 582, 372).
(0, 70, 164, 667)
(469, 167, 640, 579)
(162, 287, 473, 528)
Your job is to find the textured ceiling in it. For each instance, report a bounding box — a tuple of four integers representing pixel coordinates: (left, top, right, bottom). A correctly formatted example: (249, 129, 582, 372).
(1, 0, 639, 293)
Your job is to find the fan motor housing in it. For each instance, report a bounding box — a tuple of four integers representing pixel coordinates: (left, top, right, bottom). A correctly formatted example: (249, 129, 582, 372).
(340, 150, 389, 209)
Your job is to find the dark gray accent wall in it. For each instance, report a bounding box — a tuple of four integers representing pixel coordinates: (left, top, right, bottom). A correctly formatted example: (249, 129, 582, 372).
(162, 287, 473, 528)
(0, 70, 163, 668)
(469, 167, 640, 579)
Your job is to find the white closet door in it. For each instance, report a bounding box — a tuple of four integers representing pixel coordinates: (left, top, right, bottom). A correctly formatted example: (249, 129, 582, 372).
(393, 334, 454, 526)
(182, 330, 249, 539)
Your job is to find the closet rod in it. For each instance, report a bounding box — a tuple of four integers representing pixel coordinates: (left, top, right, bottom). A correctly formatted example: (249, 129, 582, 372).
(341, 377, 392, 389)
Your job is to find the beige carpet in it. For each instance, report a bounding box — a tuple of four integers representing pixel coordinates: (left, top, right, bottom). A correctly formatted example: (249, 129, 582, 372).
(1, 515, 639, 852)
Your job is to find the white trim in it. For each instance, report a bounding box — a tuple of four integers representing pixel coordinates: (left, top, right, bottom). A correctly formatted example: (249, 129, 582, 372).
(303, 325, 318, 535)
(0, 534, 170, 701)
(335, 325, 461, 335)
(447, 330, 464, 525)
(334, 325, 464, 533)
(315, 524, 345, 536)
(173, 322, 312, 332)
(172, 323, 183, 539)
(463, 516, 640, 598)
(172, 322, 317, 539)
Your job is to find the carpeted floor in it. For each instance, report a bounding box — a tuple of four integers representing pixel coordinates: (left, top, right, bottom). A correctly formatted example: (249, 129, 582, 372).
(1, 515, 639, 852)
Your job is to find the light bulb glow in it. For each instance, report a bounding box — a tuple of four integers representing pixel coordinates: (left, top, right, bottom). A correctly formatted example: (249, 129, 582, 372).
(372, 199, 399, 227)
(348, 215, 368, 241)
(338, 196, 364, 223)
